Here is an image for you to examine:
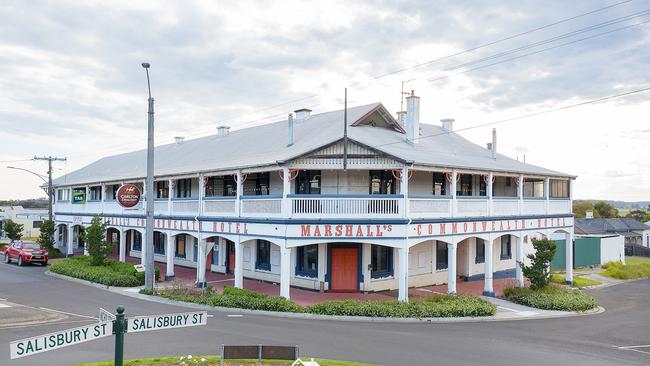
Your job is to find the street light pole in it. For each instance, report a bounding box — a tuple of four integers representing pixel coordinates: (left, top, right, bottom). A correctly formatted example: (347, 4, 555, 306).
(141, 62, 155, 290)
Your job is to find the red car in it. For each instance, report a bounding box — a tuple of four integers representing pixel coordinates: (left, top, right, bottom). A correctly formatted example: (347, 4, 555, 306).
(4, 240, 48, 266)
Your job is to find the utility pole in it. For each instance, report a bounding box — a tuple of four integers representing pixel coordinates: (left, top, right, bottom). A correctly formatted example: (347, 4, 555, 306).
(33, 156, 67, 222)
(141, 62, 155, 291)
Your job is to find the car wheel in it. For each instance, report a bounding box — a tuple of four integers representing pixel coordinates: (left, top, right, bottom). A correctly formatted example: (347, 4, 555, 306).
(18, 256, 24, 266)
(42, 261, 48, 266)
(4, 253, 9, 264)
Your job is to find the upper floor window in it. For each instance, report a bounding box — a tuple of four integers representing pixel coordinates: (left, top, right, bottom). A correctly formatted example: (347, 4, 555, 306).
(523, 178, 545, 198)
(89, 186, 102, 201)
(550, 179, 569, 198)
(243, 172, 270, 195)
(156, 181, 169, 199)
(432, 173, 447, 195)
(456, 174, 473, 196)
(296, 170, 321, 195)
(369, 170, 396, 195)
(109, 184, 119, 200)
(176, 179, 192, 198)
(57, 188, 70, 201)
(205, 176, 236, 197)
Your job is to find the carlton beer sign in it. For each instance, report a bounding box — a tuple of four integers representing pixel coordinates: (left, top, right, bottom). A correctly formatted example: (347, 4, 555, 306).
(116, 184, 141, 209)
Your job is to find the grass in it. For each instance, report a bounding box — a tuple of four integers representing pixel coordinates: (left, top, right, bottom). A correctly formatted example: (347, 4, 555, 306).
(600, 259, 650, 280)
(551, 274, 601, 287)
(72, 355, 375, 366)
(504, 286, 597, 312)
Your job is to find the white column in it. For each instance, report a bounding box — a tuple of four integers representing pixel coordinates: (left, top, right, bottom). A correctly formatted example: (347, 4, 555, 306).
(140, 230, 146, 266)
(280, 245, 291, 299)
(317, 243, 327, 291)
(400, 165, 409, 217)
(565, 231, 574, 284)
(67, 226, 74, 257)
(119, 230, 126, 262)
(362, 243, 371, 293)
(167, 179, 174, 216)
(196, 239, 208, 288)
(198, 174, 204, 216)
(544, 177, 550, 214)
(398, 244, 409, 302)
(165, 234, 175, 280)
(483, 235, 494, 296)
(447, 239, 457, 294)
(451, 169, 457, 217)
(281, 166, 291, 217)
(234, 238, 244, 288)
(487, 172, 494, 216)
(518, 174, 524, 215)
(515, 233, 524, 287)
(235, 171, 243, 217)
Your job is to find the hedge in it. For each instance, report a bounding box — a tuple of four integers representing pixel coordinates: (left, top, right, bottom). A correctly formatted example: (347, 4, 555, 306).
(144, 286, 496, 318)
(50, 256, 159, 287)
(503, 286, 597, 312)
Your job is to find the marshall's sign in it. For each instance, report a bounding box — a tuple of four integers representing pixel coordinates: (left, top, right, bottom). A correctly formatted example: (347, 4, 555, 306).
(411, 217, 570, 237)
(116, 184, 141, 208)
(300, 224, 393, 238)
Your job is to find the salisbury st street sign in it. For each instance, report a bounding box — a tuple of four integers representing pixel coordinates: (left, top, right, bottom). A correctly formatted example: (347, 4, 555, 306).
(10, 308, 208, 360)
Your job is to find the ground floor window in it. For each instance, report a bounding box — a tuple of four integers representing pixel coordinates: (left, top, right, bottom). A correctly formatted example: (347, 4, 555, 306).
(211, 243, 219, 265)
(153, 232, 165, 255)
(436, 241, 448, 270)
(475, 239, 485, 263)
(256, 240, 271, 271)
(370, 245, 393, 278)
(295, 245, 318, 277)
(132, 231, 141, 251)
(500, 235, 512, 260)
(175, 235, 186, 258)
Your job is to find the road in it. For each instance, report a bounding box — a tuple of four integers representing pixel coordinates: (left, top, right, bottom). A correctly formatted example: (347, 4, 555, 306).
(1, 262, 649, 366)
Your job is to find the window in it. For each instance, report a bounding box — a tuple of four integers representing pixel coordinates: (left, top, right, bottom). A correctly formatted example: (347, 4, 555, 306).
(550, 179, 569, 198)
(156, 181, 169, 199)
(500, 235, 512, 260)
(433, 173, 447, 195)
(205, 176, 236, 197)
(475, 239, 485, 263)
(369, 170, 396, 195)
(33, 221, 43, 229)
(110, 184, 120, 200)
(524, 178, 545, 198)
(153, 232, 165, 254)
(89, 186, 102, 201)
(436, 241, 448, 270)
(479, 176, 487, 196)
(57, 189, 70, 201)
(132, 231, 142, 251)
(211, 243, 219, 265)
(243, 172, 270, 195)
(256, 240, 271, 271)
(175, 235, 186, 258)
(296, 245, 318, 277)
(176, 179, 192, 198)
(456, 174, 473, 196)
(295, 170, 321, 194)
(370, 245, 393, 278)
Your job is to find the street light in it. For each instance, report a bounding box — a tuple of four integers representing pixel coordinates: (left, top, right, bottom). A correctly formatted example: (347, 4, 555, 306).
(6, 166, 51, 221)
(141, 62, 155, 290)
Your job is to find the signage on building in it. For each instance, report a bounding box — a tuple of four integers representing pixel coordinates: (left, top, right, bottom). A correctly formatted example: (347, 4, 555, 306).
(127, 311, 207, 333)
(410, 217, 572, 238)
(10, 321, 112, 359)
(116, 184, 141, 209)
(71, 191, 86, 205)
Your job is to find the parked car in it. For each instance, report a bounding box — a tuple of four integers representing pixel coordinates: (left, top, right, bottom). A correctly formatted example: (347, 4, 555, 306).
(4, 240, 48, 266)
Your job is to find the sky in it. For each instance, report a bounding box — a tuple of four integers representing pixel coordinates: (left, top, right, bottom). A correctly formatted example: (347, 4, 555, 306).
(0, 0, 649, 201)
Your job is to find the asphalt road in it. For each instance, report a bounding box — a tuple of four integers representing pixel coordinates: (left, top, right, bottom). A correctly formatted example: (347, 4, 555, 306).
(1, 261, 649, 366)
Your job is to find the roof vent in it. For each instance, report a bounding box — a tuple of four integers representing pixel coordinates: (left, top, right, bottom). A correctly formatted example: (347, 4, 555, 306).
(217, 126, 230, 136)
(441, 118, 454, 132)
(294, 108, 311, 124)
(174, 136, 185, 145)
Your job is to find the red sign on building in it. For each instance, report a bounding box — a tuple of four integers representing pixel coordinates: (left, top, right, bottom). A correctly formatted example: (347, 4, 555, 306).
(116, 184, 141, 208)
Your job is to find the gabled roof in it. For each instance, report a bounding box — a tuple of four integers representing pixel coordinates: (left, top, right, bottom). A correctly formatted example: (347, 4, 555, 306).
(52, 102, 573, 187)
(575, 218, 650, 235)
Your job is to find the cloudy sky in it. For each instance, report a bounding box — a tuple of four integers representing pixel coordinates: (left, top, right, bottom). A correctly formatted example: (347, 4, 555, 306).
(1, 0, 649, 201)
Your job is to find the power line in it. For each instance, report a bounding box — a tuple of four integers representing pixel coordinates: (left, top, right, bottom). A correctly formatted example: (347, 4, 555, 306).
(372, 86, 650, 149)
(0, 159, 34, 163)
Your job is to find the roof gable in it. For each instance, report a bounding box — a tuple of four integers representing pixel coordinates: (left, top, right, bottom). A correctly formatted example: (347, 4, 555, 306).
(351, 104, 405, 133)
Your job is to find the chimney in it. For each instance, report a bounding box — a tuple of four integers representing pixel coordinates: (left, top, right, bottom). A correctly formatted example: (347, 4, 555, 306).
(441, 118, 454, 132)
(294, 108, 312, 124)
(396, 111, 407, 128)
(174, 136, 184, 145)
(491, 128, 497, 159)
(405, 90, 420, 144)
(287, 113, 294, 146)
(586, 210, 594, 219)
(217, 125, 230, 136)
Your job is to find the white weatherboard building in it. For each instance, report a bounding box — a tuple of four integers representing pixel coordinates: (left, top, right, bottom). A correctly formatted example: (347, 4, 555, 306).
(52, 94, 575, 301)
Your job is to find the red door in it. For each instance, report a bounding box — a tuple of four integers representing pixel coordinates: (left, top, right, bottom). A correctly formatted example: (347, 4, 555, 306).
(228, 243, 235, 273)
(330, 247, 358, 292)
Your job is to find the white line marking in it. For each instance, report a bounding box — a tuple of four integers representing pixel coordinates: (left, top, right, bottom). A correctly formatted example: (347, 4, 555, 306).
(38, 307, 97, 320)
(0, 303, 11, 308)
(618, 345, 650, 349)
(207, 315, 214, 318)
(621, 348, 650, 356)
(227, 314, 243, 318)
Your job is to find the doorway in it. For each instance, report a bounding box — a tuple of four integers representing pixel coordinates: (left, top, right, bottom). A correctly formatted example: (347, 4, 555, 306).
(329, 245, 360, 292)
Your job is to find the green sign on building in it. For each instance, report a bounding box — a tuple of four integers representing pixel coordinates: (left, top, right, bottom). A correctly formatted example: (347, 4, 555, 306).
(72, 191, 86, 204)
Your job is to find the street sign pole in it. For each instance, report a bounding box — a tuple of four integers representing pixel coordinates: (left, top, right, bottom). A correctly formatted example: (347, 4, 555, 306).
(113, 305, 126, 366)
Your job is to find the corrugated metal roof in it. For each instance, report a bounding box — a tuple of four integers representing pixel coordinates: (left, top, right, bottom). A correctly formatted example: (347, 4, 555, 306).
(574, 218, 650, 235)
(52, 102, 573, 187)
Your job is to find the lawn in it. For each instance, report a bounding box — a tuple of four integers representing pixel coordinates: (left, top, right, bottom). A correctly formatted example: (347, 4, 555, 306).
(600, 259, 650, 280)
(73, 355, 375, 366)
(550, 274, 601, 287)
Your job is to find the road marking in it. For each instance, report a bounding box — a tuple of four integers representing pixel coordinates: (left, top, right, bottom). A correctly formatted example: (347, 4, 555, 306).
(38, 307, 97, 320)
(207, 314, 214, 318)
(227, 314, 243, 318)
(614, 345, 650, 356)
(617, 344, 650, 349)
(0, 303, 11, 308)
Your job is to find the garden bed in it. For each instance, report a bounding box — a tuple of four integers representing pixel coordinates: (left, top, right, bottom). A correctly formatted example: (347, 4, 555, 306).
(550, 274, 601, 287)
(50, 256, 159, 287)
(142, 286, 497, 318)
(503, 286, 597, 312)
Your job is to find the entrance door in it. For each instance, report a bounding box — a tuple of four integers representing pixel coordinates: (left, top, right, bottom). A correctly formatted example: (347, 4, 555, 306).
(227, 241, 235, 274)
(330, 247, 359, 292)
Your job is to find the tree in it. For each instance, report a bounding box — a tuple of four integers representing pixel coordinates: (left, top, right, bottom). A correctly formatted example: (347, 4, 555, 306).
(519, 238, 556, 290)
(594, 201, 619, 218)
(82, 216, 111, 266)
(626, 210, 647, 222)
(4, 219, 24, 241)
(572, 201, 598, 218)
(37, 220, 56, 250)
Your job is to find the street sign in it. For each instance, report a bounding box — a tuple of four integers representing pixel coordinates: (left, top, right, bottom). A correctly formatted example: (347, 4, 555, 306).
(99, 307, 116, 322)
(10, 321, 112, 359)
(127, 311, 207, 333)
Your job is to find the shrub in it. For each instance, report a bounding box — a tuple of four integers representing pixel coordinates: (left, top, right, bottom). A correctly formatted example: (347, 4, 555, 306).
(601, 260, 650, 279)
(504, 286, 597, 312)
(520, 238, 556, 290)
(83, 216, 112, 266)
(37, 219, 56, 251)
(50, 256, 159, 287)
